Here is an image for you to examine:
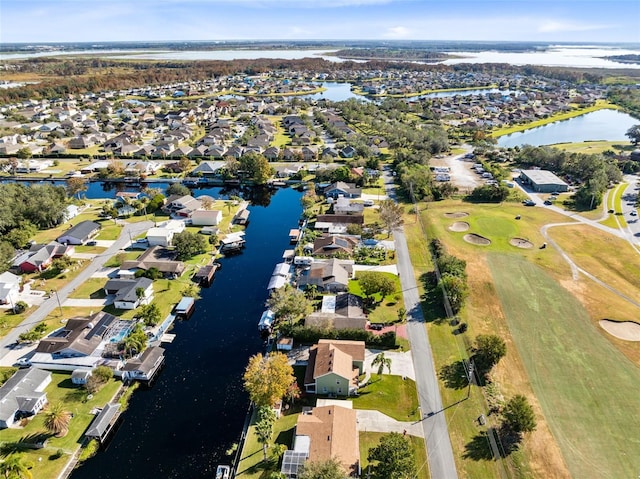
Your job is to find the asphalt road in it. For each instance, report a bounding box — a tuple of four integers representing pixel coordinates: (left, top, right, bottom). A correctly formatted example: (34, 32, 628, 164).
(0, 220, 153, 364)
(382, 167, 459, 479)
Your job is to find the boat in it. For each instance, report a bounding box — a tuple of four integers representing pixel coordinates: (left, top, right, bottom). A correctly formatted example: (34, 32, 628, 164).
(215, 465, 231, 479)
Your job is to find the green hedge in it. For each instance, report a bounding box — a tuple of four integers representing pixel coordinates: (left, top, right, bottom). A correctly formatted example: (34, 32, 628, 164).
(279, 325, 396, 348)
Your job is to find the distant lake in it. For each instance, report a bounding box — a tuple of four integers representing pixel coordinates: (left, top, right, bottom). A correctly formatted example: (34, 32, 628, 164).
(3, 45, 640, 69)
(417, 88, 516, 99)
(497, 109, 639, 148)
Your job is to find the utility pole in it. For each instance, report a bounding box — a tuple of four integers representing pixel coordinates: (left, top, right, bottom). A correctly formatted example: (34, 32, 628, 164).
(53, 290, 63, 317)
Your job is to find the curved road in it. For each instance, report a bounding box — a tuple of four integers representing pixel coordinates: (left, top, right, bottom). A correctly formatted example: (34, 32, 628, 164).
(383, 167, 459, 479)
(0, 220, 153, 364)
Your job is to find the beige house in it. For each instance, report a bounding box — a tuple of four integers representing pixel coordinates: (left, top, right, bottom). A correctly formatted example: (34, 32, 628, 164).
(281, 404, 359, 478)
(304, 339, 365, 396)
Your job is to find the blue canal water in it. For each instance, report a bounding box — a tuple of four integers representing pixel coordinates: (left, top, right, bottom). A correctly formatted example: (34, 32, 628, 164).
(71, 187, 303, 479)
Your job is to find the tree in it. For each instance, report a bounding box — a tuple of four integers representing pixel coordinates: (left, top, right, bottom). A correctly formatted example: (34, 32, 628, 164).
(43, 402, 72, 437)
(243, 352, 296, 408)
(240, 152, 274, 185)
(16, 147, 32, 160)
(137, 303, 161, 326)
(503, 394, 537, 433)
(178, 156, 191, 174)
(181, 283, 202, 300)
(0, 454, 33, 479)
(298, 458, 347, 479)
(121, 324, 147, 358)
(266, 284, 313, 324)
(173, 231, 208, 260)
(378, 199, 404, 237)
(626, 124, 640, 145)
(367, 432, 416, 479)
(371, 352, 392, 376)
(200, 196, 214, 210)
(357, 272, 396, 300)
(438, 273, 468, 314)
(254, 406, 276, 462)
(166, 183, 191, 197)
(5, 221, 37, 249)
(66, 177, 88, 198)
(473, 334, 507, 376)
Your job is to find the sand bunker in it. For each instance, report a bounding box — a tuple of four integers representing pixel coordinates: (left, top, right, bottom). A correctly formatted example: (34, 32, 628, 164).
(448, 221, 470, 232)
(509, 237, 533, 249)
(599, 320, 640, 341)
(463, 233, 491, 245)
(443, 212, 469, 219)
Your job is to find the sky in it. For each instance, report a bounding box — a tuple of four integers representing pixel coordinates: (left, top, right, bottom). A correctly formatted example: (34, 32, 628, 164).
(1, 0, 639, 44)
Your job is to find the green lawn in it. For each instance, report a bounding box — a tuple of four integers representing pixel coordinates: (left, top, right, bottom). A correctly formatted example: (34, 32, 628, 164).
(0, 372, 121, 479)
(359, 432, 429, 479)
(68, 277, 107, 299)
(104, 250, 141, 267)
(352, 374, 419, 422)
(95, 224, 123, 240)
(235, 409, 299, 478)
(488, 254, 640, 479)
(549, 140, 633, 155)
(349, 273, 404, 324)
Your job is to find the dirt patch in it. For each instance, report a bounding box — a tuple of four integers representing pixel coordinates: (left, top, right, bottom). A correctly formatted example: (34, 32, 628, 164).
(509, 237, 534, 249)
(463, 233, 491, 245)
(443, 212, 469, 219)
(599, 319, 640, 341)
(448, 221, 470, 232)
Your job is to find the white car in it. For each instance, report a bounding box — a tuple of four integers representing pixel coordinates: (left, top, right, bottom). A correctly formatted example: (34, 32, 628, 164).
(15, 358, 31, 368)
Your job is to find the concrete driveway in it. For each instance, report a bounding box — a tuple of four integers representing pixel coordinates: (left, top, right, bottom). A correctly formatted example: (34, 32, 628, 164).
(352, 264, 398, 275)
(356, 409, 424, 437)
(365, 349, 416, 380)
(62, 297, 113, 308)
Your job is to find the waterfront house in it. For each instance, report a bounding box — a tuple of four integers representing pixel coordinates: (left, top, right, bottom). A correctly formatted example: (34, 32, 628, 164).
(190, 209, 222, 227)
(311, 235, 358, 257)
(191, 160, 224, 177)
(280, 404, 359, 478)
(297, 259, 353, 292)
(0, 368, 51, 429)
(314, 214, 364, 234)
(104, 277, 153, 310)
(122, 346, 165, 381)
(305, 293, 367, 331)
(333, 197, 364, 215)
(323, 182, 361, 199)
(304, 339, 365, 396)
(57, 220, 101, 245)
(146, 227, 176, 247)
(120, 246, 186, 279)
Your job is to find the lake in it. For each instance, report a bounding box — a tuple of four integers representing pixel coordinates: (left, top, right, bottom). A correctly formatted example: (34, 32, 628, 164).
(497, 109, 639, 148)
(71, 186, 303, 479)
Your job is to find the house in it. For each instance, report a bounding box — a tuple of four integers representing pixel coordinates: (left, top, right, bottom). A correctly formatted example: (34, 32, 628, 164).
(64, 204, 80, 221)
(314, 214, 364, 234)
(304, 339, 365, 396)
(340, 145, 356, 158)
(0, 271, 20, 306)
(297, 259, 353, 292)
(281, 404, 359, 478)
(0, 368, 51, 429)
(190, 209, 222, 226)
(333, 197, 364, 215)
(191, 161, 224, 177)
(323, 182, 361, 199)
(163, 195, 202, 217)
(71, 369, 92, 385)
(120, 246, 185, 278)
(122, 346, 165, 381)
(104, 277, 153, 310)
(57, 220, 101, 245)
(305, 293, 367, 331)
(19, 241, 74, 273)
(146, 227, 175, 247)
(311, 235, 359, 257)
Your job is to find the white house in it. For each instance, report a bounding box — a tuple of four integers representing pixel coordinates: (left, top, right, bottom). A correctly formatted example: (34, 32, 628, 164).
(190, 209, 222, 226)
(0, 368, 51, 429)
(71, 369, 92, 385)
(104, 278, 153, 310)
(146, 227, 175, 247)
(0, 271, 20, 306)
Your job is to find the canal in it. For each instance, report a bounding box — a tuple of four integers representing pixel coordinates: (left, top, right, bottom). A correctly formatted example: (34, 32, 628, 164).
(71, 186, 303, 479)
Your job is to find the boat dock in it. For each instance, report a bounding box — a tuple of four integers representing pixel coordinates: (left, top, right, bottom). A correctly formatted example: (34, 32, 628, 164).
(175, 296, 196, 319)
(194, 262, 219, 286)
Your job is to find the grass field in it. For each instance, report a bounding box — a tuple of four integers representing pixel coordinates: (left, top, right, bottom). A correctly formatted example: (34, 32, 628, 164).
(549, 140, 633, 155)
(488, 254, 640, 479)
(359, 432, 429, 479)
(351, 374, 420, 422)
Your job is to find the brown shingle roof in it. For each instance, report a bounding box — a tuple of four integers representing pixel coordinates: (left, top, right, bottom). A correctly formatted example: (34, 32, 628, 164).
(296, 406, 359, 474)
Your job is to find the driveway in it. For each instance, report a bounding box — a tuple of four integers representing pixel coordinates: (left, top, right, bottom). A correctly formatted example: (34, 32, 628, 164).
(364, 349, 415, 380)
(356, 409, 424, 437)
(63, 298, 113, 308)
(352, 264, 398, 275)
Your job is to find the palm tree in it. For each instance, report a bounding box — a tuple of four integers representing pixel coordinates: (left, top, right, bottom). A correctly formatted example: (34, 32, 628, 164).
(43, 402, 72, 438)
(371, 352, 392, 377)
(0, 454, 33, 479)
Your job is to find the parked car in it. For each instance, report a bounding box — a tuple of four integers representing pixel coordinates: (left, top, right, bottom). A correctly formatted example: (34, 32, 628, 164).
(369, 323, 384, 331)
(86, 240, 97, 246)
(15, 358, 31, 368)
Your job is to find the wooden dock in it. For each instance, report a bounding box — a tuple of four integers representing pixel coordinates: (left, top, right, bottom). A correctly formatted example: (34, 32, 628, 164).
(194, 262, 219, 286)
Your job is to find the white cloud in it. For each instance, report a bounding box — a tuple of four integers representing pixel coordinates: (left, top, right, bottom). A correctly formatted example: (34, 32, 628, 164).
(383, 26, 411, 38)
(538, 20, 614, 33)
